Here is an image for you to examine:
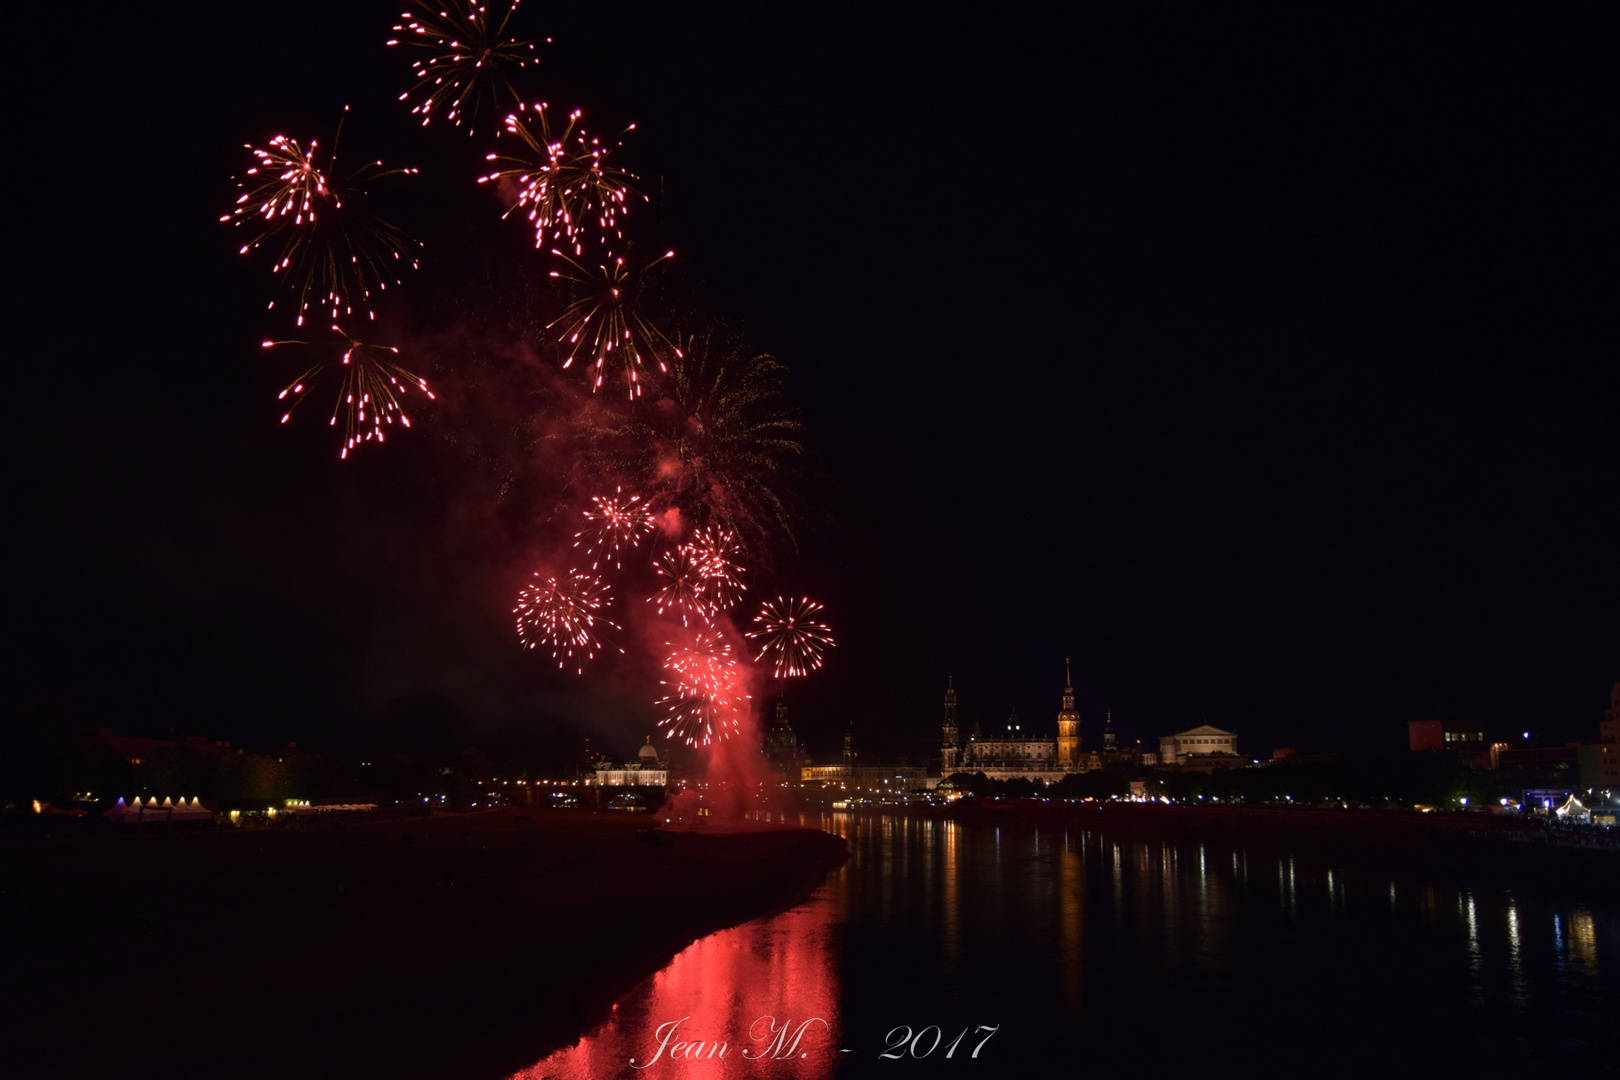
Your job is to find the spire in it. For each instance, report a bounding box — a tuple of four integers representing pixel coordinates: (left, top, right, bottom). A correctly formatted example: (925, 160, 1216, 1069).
(1065, 656, 1073, 692)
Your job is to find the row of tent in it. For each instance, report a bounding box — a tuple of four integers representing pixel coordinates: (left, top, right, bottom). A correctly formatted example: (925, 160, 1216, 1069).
(104, 796, 212, 822)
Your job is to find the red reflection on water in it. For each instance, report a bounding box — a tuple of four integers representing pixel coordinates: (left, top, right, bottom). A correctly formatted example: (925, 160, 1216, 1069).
(512, 890, 841, 1080)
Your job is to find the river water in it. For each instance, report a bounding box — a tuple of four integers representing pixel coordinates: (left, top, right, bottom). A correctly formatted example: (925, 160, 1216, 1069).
(513, 813, 1618, 1079)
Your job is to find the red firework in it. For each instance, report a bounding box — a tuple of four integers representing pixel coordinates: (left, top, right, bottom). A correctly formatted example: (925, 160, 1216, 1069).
(573, 487, 657, 570)
(747, 596, 835, 678)
(547, 249, 681, 399)
(479, 103, 639, 254)
(514, 568, 620, 672)
(388, 0, 539, 135)
(261, 326, 434, 459)
(684, 526, 747, 612)
(650, 545, 714, 626)
(657, 632, 748, 747)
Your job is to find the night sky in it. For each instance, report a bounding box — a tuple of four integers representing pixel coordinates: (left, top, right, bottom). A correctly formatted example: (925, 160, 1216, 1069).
(14, 4, 1615, 767)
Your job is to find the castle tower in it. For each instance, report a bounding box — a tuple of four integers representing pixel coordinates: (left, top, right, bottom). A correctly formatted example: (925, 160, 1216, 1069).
(942, 677, 960, 772)
(1103, 710, 1117, 752)
(844, 720, 855, 767)
(1056, 658, 1081, 767)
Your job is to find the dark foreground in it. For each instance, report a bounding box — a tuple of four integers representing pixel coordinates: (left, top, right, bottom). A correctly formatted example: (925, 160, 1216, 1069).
(0, 812, 847, 1079)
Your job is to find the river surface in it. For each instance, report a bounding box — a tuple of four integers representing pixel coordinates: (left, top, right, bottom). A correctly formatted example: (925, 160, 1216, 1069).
(513, 813, 1618, 1079)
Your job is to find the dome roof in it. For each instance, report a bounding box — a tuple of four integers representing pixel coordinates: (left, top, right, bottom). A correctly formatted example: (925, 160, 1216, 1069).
(637, 739, 660, 761)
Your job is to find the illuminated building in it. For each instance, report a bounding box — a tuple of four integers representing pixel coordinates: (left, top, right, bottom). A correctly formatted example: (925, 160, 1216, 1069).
(941, 678, 961, 773)
(941, 667, 1100, 781)
(1577, 682, 1620, 791)
(589, 737, 669, 787)
(1055, 658, 1080, 767)
(1407, 719, 1488, 755)
(798, 721, 931, 794)
(1152, 725, 1245, 770)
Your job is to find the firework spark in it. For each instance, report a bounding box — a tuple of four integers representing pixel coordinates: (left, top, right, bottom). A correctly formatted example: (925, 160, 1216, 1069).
(580, 324, 805, 550)
(514, 568, 621, 672)
(573, 487, 657, 569)
(223, 119, 419, 326)
(388, 0, 539, 134)
(747, 596, 835, 678)
(548, 248, 681, 399)
(479, 103, 639, 254)
(262, 326, 434, 458)
(650, 545, 713, 626)
(685, 526, 747, 611)
(656, 632, 748, 747)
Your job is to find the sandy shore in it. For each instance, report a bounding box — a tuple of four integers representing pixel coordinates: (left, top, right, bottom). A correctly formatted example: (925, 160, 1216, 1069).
(0, 811, 847, 1079)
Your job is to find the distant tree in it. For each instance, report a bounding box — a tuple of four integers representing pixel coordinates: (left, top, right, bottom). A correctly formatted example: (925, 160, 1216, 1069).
(955, 771, 995, 797)
(999, 776, 1038, 799)
(243, 755, 286, 800)
(283, 750, 341, 800)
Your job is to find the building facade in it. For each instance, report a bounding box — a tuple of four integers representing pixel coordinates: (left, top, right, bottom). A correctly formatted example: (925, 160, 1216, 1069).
(1056, 659, 1080, 767)
(1579, 682, 1620, 790)
(1150, 724, 1245, 770)
(590, 738, 669, 787)
(941, 667, 1098, 782)
(1407, 719, 1488, 755)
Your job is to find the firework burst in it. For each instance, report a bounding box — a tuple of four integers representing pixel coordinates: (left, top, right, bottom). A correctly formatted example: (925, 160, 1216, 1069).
(650, 545, 713, 626)
(262, 326, 434, 459)
(548, 248, 681, 399)
(580, 324, 806, 550)
(685, 526, 747, 611)
(479, 103, 639, 254)
(514, 568, 621, 672)
(223, 119, 419, 326)
(747, 596, 834, 678)
(656, 632, 748, 747)
(573, 487, 657, 569)
(388, 0, 539, 134)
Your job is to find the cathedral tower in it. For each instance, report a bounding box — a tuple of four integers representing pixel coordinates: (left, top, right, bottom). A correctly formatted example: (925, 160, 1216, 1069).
(1056, 658, 1081, 767)
(942, 677, 960, 772)
(764, 697, 800, 764)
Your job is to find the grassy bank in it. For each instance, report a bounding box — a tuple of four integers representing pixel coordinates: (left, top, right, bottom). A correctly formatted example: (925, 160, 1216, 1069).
(0, 811, 847, 1079)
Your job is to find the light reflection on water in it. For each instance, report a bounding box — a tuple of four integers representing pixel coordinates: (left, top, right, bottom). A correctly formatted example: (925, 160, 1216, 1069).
(513, 813, 1616, 1077)
(511, 887, 842, 1080)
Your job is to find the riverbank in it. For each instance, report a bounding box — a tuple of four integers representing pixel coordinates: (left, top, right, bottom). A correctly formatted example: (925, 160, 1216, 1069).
(0, 811, 847, 1079)
(930, 799, 1619, 889)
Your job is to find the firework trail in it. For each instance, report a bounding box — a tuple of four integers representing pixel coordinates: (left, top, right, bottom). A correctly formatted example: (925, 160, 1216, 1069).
(262, 327, 434, 459)
(747, 596, 834, 678)
(388, 0, 539, 134)
(686, 526, 747, 611)
(657, 632, 748, 747)
(480, 103, 640, 254)
(548, 248, 682, 399)
(223, 117, 420, 326)
(650, 545, 714, 626)
(514, 568, 621, 672)
(573, 487, 657, 569)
